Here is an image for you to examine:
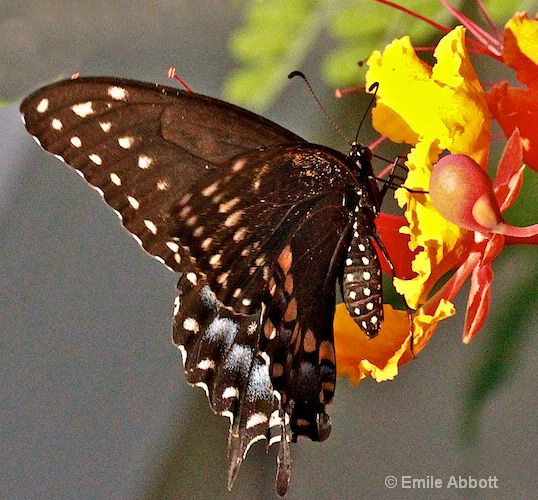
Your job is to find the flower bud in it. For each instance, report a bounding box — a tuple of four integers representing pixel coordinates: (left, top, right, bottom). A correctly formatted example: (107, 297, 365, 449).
(430, 154, 502, 232)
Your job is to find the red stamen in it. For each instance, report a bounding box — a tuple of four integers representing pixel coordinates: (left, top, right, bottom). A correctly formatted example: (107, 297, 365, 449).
(167, 66, 193, 92)
(335, 85, 364, 98)
(368, 135, 387, 152)
(373, 0, 451, 34)
(475, 0, 503, 41)
(437, 0, 502, 55)
(374, 0, 498, 59)
(414, 46, 437, 52)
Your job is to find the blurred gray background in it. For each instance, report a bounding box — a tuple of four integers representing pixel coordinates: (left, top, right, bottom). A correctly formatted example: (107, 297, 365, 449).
(1, 1, 537, 499)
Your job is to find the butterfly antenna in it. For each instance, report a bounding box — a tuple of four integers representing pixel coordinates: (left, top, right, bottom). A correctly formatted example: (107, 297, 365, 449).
(288, 71, 351, 143)
(354, 82, 379, 143)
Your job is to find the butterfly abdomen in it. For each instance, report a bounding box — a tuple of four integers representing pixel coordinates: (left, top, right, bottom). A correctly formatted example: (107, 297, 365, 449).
(341, 197, 383, 338)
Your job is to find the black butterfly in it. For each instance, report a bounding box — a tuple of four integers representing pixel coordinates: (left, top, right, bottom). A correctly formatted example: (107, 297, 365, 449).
(20, 77, 386, 496)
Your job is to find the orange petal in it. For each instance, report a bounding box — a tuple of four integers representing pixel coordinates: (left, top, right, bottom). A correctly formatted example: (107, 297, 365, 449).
(486, 82, 538, 171)
(502, 12, 538, 88)
(462, 262, 492, 343)
(374, 213, 417, 279)
(333, 300, 455, 384)
(493, 128, 525, 211)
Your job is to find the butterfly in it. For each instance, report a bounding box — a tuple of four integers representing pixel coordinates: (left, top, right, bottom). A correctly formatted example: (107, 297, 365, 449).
(20, 76, 387, 496)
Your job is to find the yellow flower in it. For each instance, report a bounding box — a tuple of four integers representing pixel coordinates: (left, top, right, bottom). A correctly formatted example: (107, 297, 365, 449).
(367, 27, 490, 308)
(333, 16, 537, 382)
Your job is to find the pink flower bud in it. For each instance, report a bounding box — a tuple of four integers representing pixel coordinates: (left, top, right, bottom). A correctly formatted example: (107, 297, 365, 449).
(430, 154, 502, 232)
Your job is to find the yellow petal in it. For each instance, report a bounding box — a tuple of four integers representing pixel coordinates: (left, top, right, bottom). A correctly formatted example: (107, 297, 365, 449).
(366, 27, 489, 308)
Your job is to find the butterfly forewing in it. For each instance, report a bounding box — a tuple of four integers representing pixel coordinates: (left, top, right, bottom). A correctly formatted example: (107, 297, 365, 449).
(21, 77, 387, 496)
(20, 77, 304, 272)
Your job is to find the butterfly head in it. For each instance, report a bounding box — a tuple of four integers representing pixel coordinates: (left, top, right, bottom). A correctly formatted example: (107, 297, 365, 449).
(348, 141, 372, 164)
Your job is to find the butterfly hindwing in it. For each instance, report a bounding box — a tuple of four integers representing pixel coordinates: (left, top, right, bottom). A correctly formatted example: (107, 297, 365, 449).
(170, 144, 357, 311)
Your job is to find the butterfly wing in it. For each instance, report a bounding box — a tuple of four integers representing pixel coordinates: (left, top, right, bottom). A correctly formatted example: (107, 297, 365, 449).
(21, 78, 366, 495)
(172, 194, 352, 495)
(20, 77, 304, 269)
(170, 144, 356, 493)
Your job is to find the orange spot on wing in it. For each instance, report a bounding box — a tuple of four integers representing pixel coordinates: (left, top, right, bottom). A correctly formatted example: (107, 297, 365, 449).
(278, 245, 293, 274)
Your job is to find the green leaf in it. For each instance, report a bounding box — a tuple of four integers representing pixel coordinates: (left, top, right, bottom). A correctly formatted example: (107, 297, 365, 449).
(484, 0, 537, 25)
(223, 0, 328, 112)
(224, 0, 465, 109)
(503, 167, 538, 227)
(323, 0, 461, 87)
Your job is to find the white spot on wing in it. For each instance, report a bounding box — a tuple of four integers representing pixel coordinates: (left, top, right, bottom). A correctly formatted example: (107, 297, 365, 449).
(100, 121, 112, 132)
(218, 197, 240, 213)
(209, 254, 221, 267)
(173, 296, 180, 316)
(233, 227, 247, 242)
(137, 154, 152, 169)
(222, 386, 239, 399)
(178, 345, 187, 365)
(51, 118, 63, 130)
(246, 412, 268, 429)
(70, 136, 82, 148)
(224, 210, 242, 227)
(183, 317, 200, 333)
(201, 238, 212, 250)
(36, 98, 49, 113)
(88, 154, 102, 165)
(186, 272, 198, 285)
(144, 219, 158, 234)
(108, 86, 127, 100)
(197, 359, 215, 370)
(71, 101, 94, 117)
(195, 381, 209, 398)
(127, 196, 140, 209)
(166, 241, 180, 253)
(156, 179, 170, 191)
(110, 173, 122, 186)
(118, 136, 134, 149)
(202, 181, 219, 197)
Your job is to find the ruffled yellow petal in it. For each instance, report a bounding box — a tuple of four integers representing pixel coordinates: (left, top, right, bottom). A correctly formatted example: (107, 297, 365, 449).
(366, 27, 489, 308)
(333, 300, 455, 384)
(393, 141, 473, 306)
(503, 12, 538, 88)
(366, 27, 490, 165)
